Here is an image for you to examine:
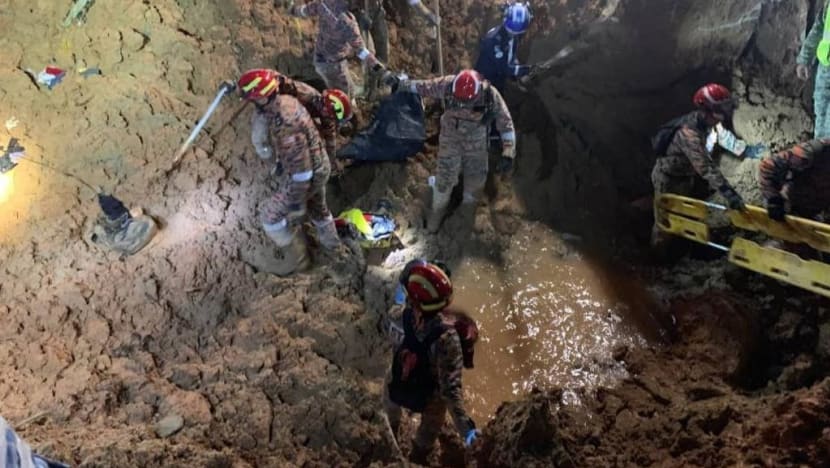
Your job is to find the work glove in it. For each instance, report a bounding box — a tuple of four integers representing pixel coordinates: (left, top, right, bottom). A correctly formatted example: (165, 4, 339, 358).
(381, 70, 400, 89)
(371, 62, 386, 73)
(767, 195, 787, 222)
(464, 429, 480, 447)
(720, 186, 745, 212)
(743, 143, 767, 160)
(495, 156, 514, 175)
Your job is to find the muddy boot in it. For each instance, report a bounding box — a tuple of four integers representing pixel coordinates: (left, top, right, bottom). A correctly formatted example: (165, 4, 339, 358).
(426, 207, 447, 234)
(314, 216, 342, 250)
(264, 222, 311, 276)
(427, 188, 451, 234)
(91, 213, 157, 256)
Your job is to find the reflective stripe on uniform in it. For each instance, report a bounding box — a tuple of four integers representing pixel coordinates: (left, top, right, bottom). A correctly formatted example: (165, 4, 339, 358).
(292, 170, 314, 182)
(818, 4, 830, 65)
(358, 48, 371, 61)
(501, 131, 516, 142)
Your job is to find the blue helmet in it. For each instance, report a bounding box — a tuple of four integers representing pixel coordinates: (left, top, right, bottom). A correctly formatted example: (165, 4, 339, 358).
(503, 2, 532, 35)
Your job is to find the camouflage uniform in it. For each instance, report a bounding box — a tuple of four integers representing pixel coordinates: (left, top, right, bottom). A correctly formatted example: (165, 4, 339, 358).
(280, 78, 339, 164)
(798, 1, 830, 139)
(405, 75, 515, 224)
(651, 111, 737, 243)
(759, 139, 830, 218)
(293, 0, 382, 98)
(251, 94, 332, 231)
(384, 310, 475, 457)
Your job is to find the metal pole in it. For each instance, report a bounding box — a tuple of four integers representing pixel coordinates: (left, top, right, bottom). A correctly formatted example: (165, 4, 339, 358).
(434, 0, 443, 76)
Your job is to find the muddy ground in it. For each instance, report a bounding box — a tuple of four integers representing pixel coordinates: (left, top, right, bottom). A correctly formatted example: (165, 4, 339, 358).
(0, 0, 829, 467)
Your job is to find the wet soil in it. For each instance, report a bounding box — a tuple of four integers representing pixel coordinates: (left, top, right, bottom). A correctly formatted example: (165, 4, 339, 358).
(0, 0, 829, 467)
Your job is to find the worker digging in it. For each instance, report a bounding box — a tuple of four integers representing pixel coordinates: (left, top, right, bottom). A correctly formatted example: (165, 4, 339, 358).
(2, 1, 830, 467)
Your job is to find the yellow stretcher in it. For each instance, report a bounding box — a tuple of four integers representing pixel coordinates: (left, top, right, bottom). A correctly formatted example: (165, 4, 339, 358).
(656, 194, 830, 298)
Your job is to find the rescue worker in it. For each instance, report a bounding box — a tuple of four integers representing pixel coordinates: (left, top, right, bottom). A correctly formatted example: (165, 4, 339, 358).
(238, 69, 341, 275)
(391, 69, 516, 232)
(797, 1, 830, 138)
(91, 192, 158, 256)
(288, 0, 388, 99)
(384, 262, 479, 464)
(353, 0, 439, 66)
(259, 72, 353, 171)
(651, 83, 747, 246)
(474, 1, 533, 93)
(353, 0, 439, 98)
(759, 139, 830, 221)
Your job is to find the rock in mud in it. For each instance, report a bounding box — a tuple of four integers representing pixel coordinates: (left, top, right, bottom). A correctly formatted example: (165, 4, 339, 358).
(155, 414, 184, 438)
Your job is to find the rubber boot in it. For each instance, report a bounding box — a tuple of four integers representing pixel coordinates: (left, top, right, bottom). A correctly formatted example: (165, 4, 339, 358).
(265, 225, 311, 276)
(91, 213, 157, 256)
(426, 207, 446, 234)
(427, 187, 451, 234)
(314, 216, 342, 250)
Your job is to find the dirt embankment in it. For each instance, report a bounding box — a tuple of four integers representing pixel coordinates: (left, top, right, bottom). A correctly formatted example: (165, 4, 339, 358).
(1, 0, 829, 467)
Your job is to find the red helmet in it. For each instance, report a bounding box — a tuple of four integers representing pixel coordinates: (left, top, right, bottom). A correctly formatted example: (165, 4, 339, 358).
(238, 69, 281, 100)
(322, 89, 352, 122)
(452, 70, 483, 101)
(693, 83, 735, 113)
(406, 263, 453, 312)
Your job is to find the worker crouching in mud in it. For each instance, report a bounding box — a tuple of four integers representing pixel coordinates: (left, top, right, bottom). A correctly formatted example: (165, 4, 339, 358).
(384, 261, 480, 464)
(651, 83, 750, 247)
(238, 69, 342, 276)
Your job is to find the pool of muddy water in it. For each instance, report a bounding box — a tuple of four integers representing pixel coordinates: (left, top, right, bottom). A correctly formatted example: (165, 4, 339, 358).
(452, 224, 663, 420)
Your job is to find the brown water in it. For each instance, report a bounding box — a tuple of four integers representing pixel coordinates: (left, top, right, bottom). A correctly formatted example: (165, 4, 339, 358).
(452, 223, 662, 420)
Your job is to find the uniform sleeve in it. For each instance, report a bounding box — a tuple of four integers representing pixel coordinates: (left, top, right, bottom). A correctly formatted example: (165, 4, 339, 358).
(759, 141, 822, 200)
(491, 87, 517, 158)
(405, 75, 454, 100)
(758, 152, 791, 201)
(434, 329, 475, 437)
(339, 12, 381, 68)
(278, 130, 314, 210)
(714, 123, 748, 157)
(677, 126, 729, 191)
(798, 5, 825, 66)
(251, 111, 274, 160)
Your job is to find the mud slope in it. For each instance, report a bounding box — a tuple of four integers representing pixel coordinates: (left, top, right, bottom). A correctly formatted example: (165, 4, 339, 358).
(0, 0, 829, 467)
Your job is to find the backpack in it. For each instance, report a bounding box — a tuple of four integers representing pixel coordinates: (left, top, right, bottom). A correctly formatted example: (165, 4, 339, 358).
(651, 116, 686, 157)
(387, 309, 478, 412)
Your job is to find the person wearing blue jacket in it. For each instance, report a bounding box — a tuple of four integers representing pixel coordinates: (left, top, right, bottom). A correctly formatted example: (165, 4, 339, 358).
(474, 2, 533, 93)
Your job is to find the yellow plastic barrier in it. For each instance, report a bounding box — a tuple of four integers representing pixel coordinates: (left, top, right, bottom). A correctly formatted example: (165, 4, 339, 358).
(729, 238, 830, 297)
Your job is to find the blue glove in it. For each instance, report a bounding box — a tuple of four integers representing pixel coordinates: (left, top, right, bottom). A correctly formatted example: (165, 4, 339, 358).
(743, 144, 767, 159)
(464, 429, 480, 447)
(394, 284, 406, 305)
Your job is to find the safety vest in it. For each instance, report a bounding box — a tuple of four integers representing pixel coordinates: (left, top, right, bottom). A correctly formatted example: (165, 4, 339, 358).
(818, 3, 830, 66)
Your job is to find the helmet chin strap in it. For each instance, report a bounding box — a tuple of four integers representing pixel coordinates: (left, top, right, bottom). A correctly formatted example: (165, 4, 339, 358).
(254, 93, 276, 111)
